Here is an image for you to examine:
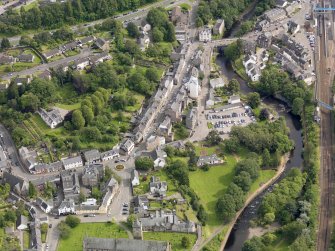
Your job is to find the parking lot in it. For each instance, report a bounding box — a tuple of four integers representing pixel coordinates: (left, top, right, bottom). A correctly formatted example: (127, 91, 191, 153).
(206, 105, 255, 138)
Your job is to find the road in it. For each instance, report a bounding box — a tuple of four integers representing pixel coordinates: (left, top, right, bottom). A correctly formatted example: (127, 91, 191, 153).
(1, 48, 91, 80)
(315, 0, 335, 250)
(6, 0, 192, 46)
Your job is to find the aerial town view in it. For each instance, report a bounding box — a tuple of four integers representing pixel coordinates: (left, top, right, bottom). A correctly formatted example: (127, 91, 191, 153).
(0, 0, 332, 250)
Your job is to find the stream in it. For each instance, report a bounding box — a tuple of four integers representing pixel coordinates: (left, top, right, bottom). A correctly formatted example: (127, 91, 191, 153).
(215, 56, 304, 251)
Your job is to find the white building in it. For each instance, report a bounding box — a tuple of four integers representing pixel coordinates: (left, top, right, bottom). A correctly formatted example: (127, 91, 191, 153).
(188, 76, 200, 99)
(131, 170, 140, 187)
(37, 108, 64, 129)
(58, 200, 76, 215)
(100, 149, 119, 162)
(209, 78, 225, 89)
(120, 139, 135, 155)
(228, 95, 241, 104)
(62, 156, 83, 170)
(81, 198, 97, 206)
(199, 28, 212, 42)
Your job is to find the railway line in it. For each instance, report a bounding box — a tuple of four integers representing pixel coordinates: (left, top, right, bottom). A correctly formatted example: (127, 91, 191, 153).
(316, 0, 335, 250)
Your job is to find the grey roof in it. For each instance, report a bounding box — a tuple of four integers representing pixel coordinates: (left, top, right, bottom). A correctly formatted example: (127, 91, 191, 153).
(38, 70, 51, 80)
(101, 149, 119, 159)
(2, 171, 28, 194)
(83, 237, 170, 251)
(83, 149, 101, 162)
(0, 55, 15, 64)
(134, 195, 149, 207)
(61, 41, 78, 51)
(59, 200, 75, 210)
(229, 95, 240, 102)
(79, 35, 95, 44)
(62, 156, 82, 166)
(95, 38, 107, 48)
(17, 215, 28, 227)
(17, 54, 34, 62)
(43, 48, 60, 58)
(61, 171, 80, 194)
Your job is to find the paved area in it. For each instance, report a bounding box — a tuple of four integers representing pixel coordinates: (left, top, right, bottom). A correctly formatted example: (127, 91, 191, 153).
(206, 106, 255, 138)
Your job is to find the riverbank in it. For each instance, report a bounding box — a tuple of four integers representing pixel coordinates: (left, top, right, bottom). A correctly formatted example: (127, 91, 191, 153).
(219, 154, 289, 250)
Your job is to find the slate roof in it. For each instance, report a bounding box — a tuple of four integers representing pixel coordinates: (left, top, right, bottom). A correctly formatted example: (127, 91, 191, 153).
(83, 237, 170, 251)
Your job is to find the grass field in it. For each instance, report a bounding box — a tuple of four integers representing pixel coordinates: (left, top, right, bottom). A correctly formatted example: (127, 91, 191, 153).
(57, 223, 128, 251)
(233, 56, 248, 81)
(249, 169, 276, 195)
(55, 103, 81, 110)
(143, 232, 197, 251)
(23, 230, 30, 249)
(189, 155, 237, 233)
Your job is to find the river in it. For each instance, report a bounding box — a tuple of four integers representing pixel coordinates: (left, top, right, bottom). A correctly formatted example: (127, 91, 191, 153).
(215, 56, 304, 251)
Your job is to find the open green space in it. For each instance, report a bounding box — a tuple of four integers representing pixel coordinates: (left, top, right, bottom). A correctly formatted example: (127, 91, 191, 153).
(249, 169, 276, 194)
(189, 155, 237, 233)
(55, 103, 81, 111)
(143, 232, 197, 251)
(23, 231, 30, 249)
(233, 56, 248, 81)
(202, 226, 229, 251)
(57, 223, 128, 251)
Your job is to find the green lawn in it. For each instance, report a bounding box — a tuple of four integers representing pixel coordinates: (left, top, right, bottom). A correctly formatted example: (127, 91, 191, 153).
(233, 56, 248, 81)
(23, 230, 30, 249)
(194, 143, 219, 156)
(57, 223, 128, 251)
(55, 103, 81, 110)
(189, 155, 237, 234)
(143, 232, 197, 251)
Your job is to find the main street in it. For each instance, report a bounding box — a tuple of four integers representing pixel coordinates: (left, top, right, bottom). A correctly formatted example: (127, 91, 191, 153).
(315, 1, 335, 250)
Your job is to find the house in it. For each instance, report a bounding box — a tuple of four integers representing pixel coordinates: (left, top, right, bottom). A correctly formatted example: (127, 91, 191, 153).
(62, 156, 83, 170)
(43, 48, 61, 59)
(79, 35, 96, 45)
(137, 209, 196, 233)
(89, 51, 112, 65)
(256, 19, 268, 31)
(38, 70, 52, 80)
(100, 178, 119, 212)
(243, 54, 257, 67)
(94, 38, 109, 51)
(228, 95, 241, 104)
(249, 68, 261, 82)
(14, 77, 31, 86)
(149, 176, 167, 197)
(213, 19, 225, 35)
(0, 55, 15, 65)
(257, 32, 273, 48)
(209, 78, 225, 89)
(134, 195, 149, 215)
(82, 164, 104, 187)
(81, 198, 97, 206)
(131, 170, 140, 187)
(58, 200, 76, 215)
(242, 40, 256, 54)
(146, 135, 165, 151)
(264, 8, 286, 23)
(140, 21, 151, 33)
(61, 171, 80, 201)
(206, 89, 215, 108)
(187, 76, 200, 99)
(17, 54, 34, 63)
(49, 161, 63, 172)
(3, 172, 29, 196)
(137, 34, 150, 51)
(276, 0, 287, 8)
(83, 237, 171, 251)
(120, 139, 135, 155)
(73, 57, 90, 70)
(61, 41, 78, 52)
(16, 215, 28, 230)
(199, 28, 212, 42)
(287, 20, 300, 34)
(36, 197, 53, 213)
(158, 116, 172, 138)
(101, 149, 119, 162)
(37, 108, 64, 129)
(197, 154, 223, 166)
(83, 149, 101, 164)
(186, 107, 198, 130)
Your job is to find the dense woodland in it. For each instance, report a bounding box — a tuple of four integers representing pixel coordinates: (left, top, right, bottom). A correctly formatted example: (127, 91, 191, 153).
(196, 0, 276, 30)
(0, 0, 158, 34)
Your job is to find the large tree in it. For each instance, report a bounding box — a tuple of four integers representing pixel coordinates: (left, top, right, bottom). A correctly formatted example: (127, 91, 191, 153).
(135, 156, 154, 170)
(72, 110, 85, 129)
